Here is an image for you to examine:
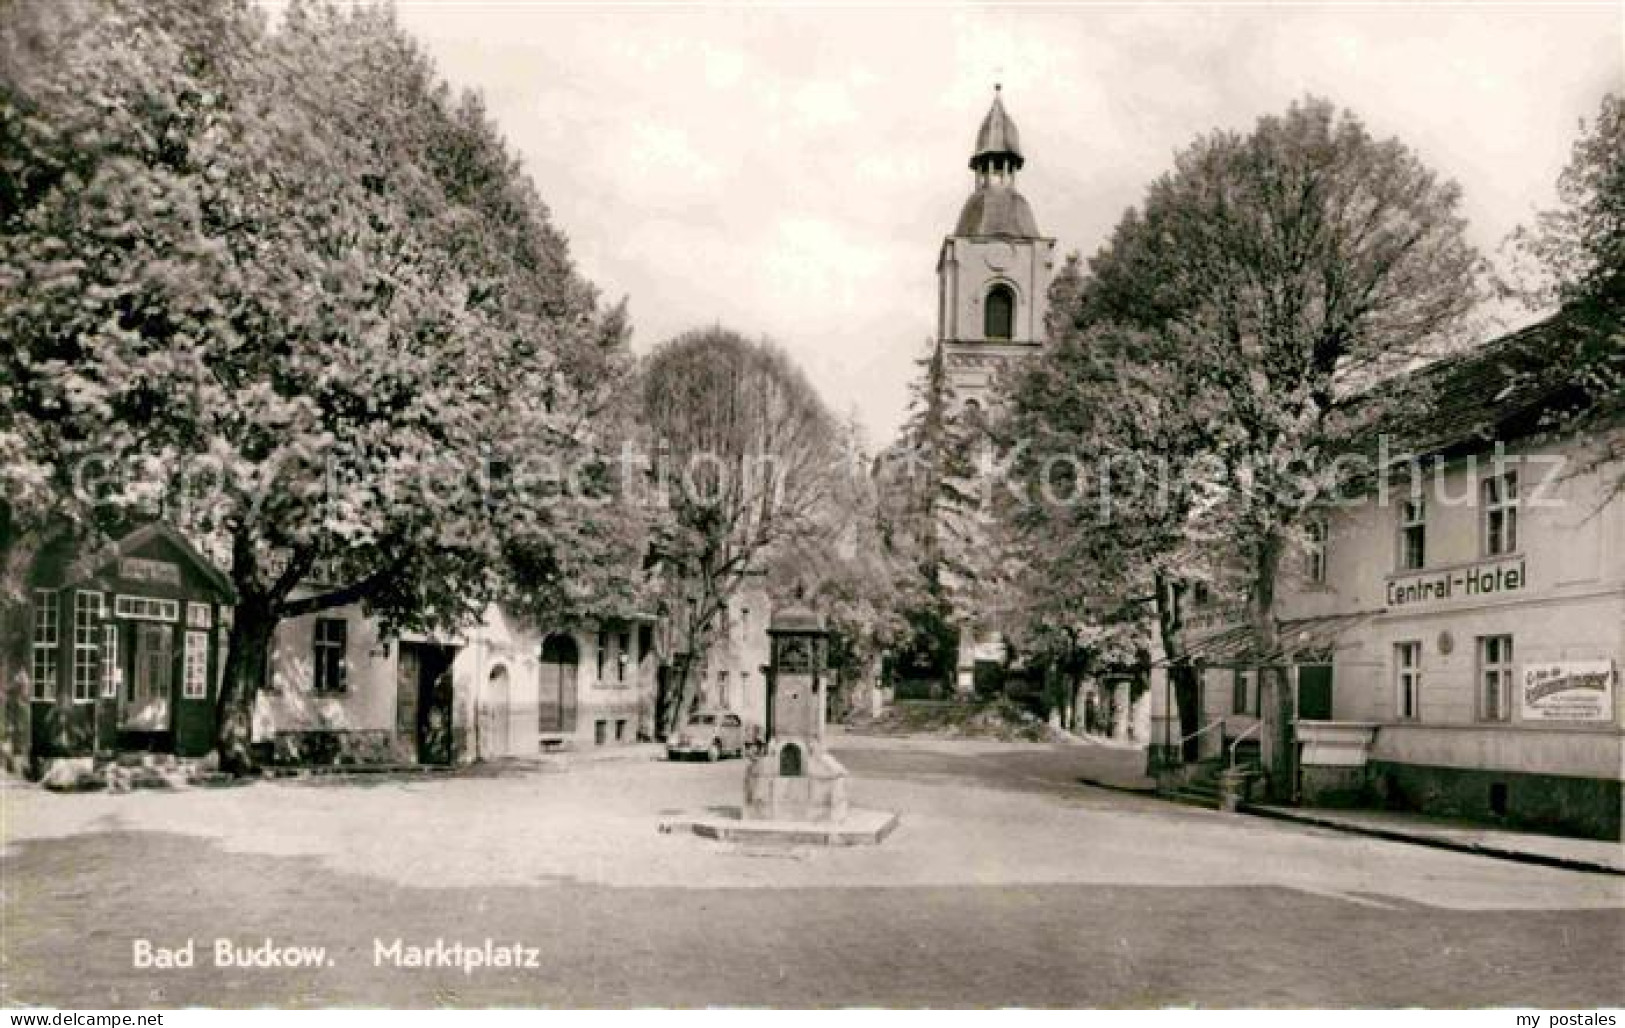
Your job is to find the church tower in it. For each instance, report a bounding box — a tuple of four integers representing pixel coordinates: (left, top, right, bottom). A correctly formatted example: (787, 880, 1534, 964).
(922, 88, 1056, 694)
(935, 87, 1056, 412)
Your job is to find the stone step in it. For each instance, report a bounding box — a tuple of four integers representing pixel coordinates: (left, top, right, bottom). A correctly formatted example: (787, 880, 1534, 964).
(1161, 788, 1222, 810)
(114, 751, 182, 769)
(104, 764, 198, 793)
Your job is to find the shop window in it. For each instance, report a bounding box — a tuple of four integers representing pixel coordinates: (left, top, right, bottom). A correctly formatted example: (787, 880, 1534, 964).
(1482, 470, 1518, 557)
(313, 618, 347, 693)
(71, 591, 102, 702)
(187, 602, 212, 629)
(1477, 634, 1514, 722)
(101, 624, 120, 698)
(114, 595, 179, 621)
(1395, 641, 1422, 721)
(31, 590, 58, 702)
(1231, 668, 1255, 715)
(1398, 498, 1426, 570)
(183, 630, 209, 699)
(1305, 519, 1328, 584)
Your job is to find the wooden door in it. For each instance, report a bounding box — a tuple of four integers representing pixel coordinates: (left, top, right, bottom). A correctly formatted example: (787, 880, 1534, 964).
(479, 667, 511, 759)
(538, 635, 578, 736)
(410, 644, 455, 766)
(395, 645, 420, 744)
(1299, 665, 1334, 721)
(122, 623, 172, 730)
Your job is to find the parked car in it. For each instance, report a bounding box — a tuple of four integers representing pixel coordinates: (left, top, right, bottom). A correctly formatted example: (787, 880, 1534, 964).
(667, 710, 751, 761)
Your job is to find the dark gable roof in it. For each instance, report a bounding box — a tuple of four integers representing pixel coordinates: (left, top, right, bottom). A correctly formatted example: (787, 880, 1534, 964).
(1380, 313, 1618, 458)
(63, 522, 236, 601)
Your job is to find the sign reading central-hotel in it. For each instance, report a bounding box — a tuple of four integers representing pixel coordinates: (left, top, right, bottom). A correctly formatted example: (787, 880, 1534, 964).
(1386, 557, 1526, 607)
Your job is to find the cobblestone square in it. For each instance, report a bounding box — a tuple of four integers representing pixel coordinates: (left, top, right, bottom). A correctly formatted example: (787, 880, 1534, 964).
(4, 737, 1620, 1008)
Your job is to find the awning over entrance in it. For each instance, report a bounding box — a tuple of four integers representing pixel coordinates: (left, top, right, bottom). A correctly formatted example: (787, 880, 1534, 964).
(1182, 611, 1378, 667)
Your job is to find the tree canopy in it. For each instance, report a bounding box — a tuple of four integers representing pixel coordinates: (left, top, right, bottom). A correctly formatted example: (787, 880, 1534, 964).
(1006, 97, 1483, 787)
(639, 327, 848, 732)
(1, 0, 638, 768)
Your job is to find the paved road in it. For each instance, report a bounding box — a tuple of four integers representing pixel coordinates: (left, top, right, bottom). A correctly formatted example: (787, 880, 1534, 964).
(3, 736, 1621, 1008)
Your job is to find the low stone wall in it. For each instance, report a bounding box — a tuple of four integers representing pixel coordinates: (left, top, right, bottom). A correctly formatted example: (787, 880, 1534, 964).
(268, 729, 414, 767)
(1299, 764, 1371, 808)
(1369, 760, 1622, 842)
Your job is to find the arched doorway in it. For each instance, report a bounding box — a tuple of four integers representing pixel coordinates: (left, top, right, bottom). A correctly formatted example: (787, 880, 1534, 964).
(479, 665, 511, 759)
(779, 742, 803, 777)
(538, 634, 579, 738)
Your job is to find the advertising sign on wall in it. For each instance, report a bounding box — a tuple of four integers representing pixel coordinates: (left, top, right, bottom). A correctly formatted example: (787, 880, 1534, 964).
(1386, 557, 1526, 608)
(1519, 661, 1616, 723)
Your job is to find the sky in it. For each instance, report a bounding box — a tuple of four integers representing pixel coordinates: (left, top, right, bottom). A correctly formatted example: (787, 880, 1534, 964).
(355, 1, 1619, 444)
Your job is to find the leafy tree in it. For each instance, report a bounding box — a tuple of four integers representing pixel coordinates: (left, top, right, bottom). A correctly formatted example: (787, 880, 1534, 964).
(761, 415, 907, 715)
(873, 342, 984, 694)
(1, 0, 631, 771)
(1509, 93, 1625, 492)
(640, 328, 846, 735)
(1077, 98, 1482, 794)
(998, 255, 1223, 753)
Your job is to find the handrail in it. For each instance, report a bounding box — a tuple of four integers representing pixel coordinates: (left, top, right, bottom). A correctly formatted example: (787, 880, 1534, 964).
(1229, 720, 1263, 769)
(1177, 718, 1224, 747)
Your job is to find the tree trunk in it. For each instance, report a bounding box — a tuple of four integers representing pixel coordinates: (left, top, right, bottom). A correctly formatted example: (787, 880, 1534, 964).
(659, 653, 699, 738)
(215, 600, 276, 776)
(1153, 572, 1201, 762)
(0, 588, 33, 775)
(1250, 531, 1293, 802)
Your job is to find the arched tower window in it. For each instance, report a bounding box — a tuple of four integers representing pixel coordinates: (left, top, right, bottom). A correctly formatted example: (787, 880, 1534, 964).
(984, 284, 1015, 340)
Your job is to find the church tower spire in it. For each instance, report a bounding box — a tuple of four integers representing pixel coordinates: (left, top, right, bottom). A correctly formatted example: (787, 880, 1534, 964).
(970, 84, 1024, 180)
(934, 87, 1055, 410)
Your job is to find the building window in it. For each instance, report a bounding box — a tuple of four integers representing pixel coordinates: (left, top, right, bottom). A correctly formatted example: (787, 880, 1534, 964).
(719, 669, 732, 709)
(73, 591, 102, 702)
(617, 630, 631, 683)
(312, 618, 347, 694)
(1231, 668, 1254, 715)
(594, 719, 608, 746)
(31, 590, 59, 702)
(984, 283, 1015, 339)
(187, 602, 213, 629)
(1482, 470, 1518, 557)
(183, 630, 209, 699)
(114, 595, 179, 621)
(1478, 635, 1514, 722)
(1395, 641, 1422, 721)
(615, 718, 628, 743)
(1398, 497, 1426, 570)
(596, 631, 608, 681)
(101, 624, 120, 698)
(1305, 519, 1328, 584)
